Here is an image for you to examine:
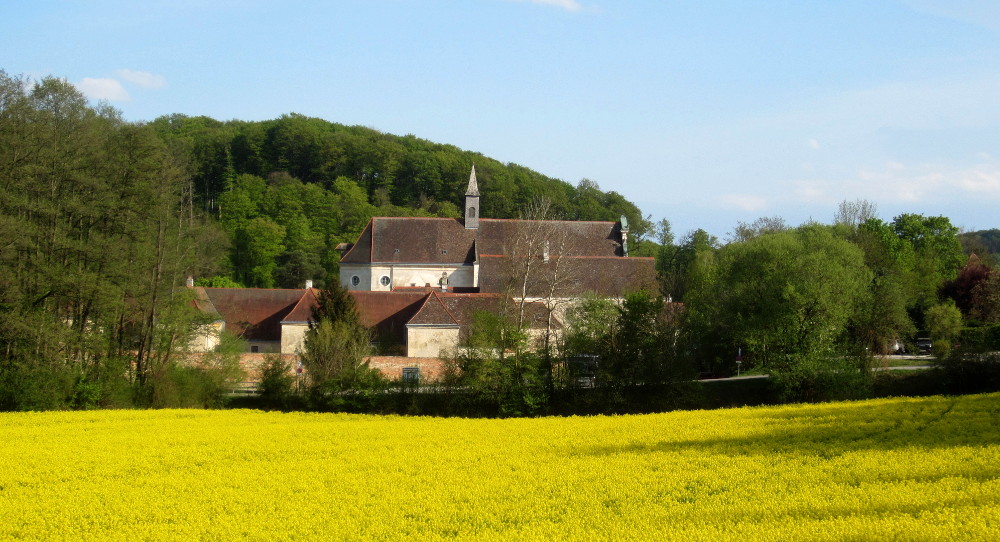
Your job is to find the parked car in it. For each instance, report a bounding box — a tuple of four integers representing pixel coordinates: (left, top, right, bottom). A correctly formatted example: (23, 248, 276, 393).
(915, 338, 932, 354)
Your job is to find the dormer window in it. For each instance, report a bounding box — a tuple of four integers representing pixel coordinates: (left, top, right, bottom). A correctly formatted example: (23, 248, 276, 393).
(394, 248, 400, 254)
(441, 249, 448, 255)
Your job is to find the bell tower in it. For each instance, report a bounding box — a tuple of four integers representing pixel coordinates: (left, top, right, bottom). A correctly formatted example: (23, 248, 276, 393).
(464, 165, 480, 230)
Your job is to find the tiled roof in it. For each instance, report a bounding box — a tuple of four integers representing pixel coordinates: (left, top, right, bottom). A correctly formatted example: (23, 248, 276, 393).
(340, 217, 478, 265)
(349, 290, 429, 344)
(339, 217, 628, 266)
(475, 219, 624, 258)
(196, 287, 308, 342)
(407, 291, 460, 326)
(406, 292, 555, 332)
(281, 288, 319, 323)
(477, 255, 657, 297)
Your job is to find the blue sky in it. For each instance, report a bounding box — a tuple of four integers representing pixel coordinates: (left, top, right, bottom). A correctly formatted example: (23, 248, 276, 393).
(4, 0, 1000, 239)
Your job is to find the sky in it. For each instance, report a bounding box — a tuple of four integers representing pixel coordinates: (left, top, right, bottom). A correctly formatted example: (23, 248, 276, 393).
(3, 0, 1000, 240)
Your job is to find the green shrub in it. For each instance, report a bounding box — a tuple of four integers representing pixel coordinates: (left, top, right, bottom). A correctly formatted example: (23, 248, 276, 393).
(258, 356, 296, 409)
(932, 340, 951, 359)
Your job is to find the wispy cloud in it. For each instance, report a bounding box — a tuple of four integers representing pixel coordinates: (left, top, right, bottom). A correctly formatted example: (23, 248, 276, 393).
(720, 194, 768, 212)
(75, 78, 130, 101)
(505, 0, 586, 12)
(116, 69, 166, 89)
(791, 160, 1000, 206)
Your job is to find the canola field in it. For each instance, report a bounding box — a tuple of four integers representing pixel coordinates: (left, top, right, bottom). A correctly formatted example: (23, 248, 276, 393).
(2, 394, 999, 541)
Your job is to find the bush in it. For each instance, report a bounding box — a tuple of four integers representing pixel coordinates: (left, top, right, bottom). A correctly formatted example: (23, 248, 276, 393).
(770, 354, 873, 403)
(931, 340, 951, 359)
(934, 350, 1000, 395)
(257, 356, 297, 410)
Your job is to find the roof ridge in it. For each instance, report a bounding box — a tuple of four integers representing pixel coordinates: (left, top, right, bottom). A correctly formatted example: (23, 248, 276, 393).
(432, 290, 462, 324)
(479, 218, 617, 225)
(280, 288, 317, 323)
(409, 291, 459, 326)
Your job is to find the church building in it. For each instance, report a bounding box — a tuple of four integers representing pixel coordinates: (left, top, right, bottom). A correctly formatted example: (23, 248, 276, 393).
(338, 166, 655, 297)
(189, 166, 656, 381)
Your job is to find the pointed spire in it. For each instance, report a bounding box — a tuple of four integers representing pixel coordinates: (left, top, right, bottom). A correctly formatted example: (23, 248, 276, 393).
(466, 164, 480, 196)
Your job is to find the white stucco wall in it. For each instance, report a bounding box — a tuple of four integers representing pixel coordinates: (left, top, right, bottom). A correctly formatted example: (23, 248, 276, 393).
(340, 265, 373, 291)
(341, 263, 475, 291)
(188, 321, 225, 352)
(281, 323, 309, 355)
(388, 265, 473, 290)
(406, 326, 460, 358)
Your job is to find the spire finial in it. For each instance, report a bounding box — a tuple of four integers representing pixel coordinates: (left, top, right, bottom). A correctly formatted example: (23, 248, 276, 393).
(466, 164, 480, 196)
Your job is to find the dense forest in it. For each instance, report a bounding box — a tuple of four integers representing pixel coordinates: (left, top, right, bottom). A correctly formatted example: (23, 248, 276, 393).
(2, 70, 1000, 413)
(0, 71, 653, 409)
(148, 112, 653, 288)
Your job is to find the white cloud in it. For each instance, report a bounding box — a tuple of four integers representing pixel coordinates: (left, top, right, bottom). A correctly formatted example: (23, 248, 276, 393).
(75, 78, 130, 101)
(116, 69, 166, 89)
(506, 0, 585, 12)
(791, 160, 1000, 208)
(793, 180, 827, 201)
(720, 194, 768, 212)
(807, 138, 820, 150)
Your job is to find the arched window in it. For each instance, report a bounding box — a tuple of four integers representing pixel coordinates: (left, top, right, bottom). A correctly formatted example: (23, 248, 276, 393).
(468, 206, 476, 218)
(351, 275, 360, 287)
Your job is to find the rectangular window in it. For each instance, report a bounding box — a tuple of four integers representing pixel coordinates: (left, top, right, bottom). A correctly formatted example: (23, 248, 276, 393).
(250, 345, 259, 353)
(402, 367, 420, 383)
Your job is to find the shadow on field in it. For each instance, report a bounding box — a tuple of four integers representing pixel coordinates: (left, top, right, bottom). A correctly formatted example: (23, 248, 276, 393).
(574, 394, 1000, 458)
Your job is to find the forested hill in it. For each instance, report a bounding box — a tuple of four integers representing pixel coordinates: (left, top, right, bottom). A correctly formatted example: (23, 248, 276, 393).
(961, 229, 1000, 263)
(149, 113, 651, 288)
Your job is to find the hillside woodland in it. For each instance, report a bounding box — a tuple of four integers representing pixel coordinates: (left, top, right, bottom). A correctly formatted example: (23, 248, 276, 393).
(2, 70, 999, 413)
(148, 111, 653, 288)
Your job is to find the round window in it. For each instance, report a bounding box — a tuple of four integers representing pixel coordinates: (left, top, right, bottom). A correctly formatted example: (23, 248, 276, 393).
(351, 275, 360, 287)
(380, 275, 391, 287)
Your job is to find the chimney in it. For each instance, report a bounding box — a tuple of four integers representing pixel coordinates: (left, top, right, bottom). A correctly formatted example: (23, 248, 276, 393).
(305, 279, 313, 289)
(186, 276, 194, 288)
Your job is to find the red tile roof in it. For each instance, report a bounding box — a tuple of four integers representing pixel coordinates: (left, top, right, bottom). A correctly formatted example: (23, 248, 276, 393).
(195, 287, 309, 341)
(407, 291, 460, 326)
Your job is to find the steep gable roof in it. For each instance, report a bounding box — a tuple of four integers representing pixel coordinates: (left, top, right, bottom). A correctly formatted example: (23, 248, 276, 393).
(406, 292, 556, 332)
(475, 219, 625, 258)
(407, 291, 460, 327)
(477, 254, 657, 297)
(196, 288, 308, 341)
(340, 217, 478, 265)
(339, 217, 627, 267)
(281, 288, 319, 324)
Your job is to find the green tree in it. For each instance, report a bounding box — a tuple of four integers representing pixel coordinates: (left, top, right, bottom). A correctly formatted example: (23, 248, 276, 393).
(0, 71, 225, 409)
(684, 224, 872, 399)
(300, 282, 384, 411)
(233, 217, 285, 287)
(892, 213, 965, 323)
(925, 301, 963, 344)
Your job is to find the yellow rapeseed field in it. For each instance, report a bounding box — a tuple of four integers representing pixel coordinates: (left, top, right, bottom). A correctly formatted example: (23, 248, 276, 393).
(1, 394, 998, 541)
